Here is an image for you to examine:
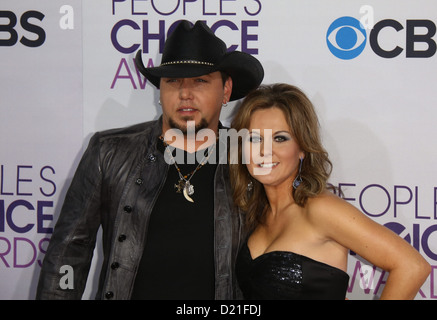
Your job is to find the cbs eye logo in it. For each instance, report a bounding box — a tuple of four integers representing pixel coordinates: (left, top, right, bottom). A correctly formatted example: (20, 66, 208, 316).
(326, 16, 367, 60)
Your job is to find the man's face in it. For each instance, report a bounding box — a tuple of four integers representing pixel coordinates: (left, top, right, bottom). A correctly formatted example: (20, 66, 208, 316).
(159, 71, 232, 135)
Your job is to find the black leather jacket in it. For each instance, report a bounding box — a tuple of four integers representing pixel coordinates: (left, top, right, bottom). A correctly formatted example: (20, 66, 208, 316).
(36, 118, 244, 299)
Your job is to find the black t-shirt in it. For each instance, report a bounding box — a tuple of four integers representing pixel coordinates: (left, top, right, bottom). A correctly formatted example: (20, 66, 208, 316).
(131, 143, 218, 299)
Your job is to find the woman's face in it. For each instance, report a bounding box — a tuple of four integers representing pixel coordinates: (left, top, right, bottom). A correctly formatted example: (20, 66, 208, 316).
(245, 107, 304, 188)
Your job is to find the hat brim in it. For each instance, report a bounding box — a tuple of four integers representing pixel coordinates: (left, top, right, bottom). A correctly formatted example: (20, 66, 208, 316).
(218, 51, 264, 101)
(135, 50, 263, 101)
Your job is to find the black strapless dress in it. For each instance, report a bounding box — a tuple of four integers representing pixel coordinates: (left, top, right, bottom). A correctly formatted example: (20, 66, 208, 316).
(236, 240, 350, 300)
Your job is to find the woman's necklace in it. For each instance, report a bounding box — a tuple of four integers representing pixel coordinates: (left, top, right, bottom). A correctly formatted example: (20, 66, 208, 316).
(160, 136, 217, 203)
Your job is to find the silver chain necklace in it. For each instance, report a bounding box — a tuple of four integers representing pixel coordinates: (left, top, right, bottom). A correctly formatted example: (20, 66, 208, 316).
(160, 136, 216, 203)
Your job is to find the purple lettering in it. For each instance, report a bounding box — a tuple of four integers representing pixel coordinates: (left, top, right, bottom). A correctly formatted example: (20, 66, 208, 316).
(241, 20, 258, 54)
(14, 237, 36, 268)
(0, 237, 11, 267)
(111, 19, 140, 54)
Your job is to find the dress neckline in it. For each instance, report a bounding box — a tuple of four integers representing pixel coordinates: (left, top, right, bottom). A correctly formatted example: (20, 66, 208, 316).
(244, 240, 349, 277)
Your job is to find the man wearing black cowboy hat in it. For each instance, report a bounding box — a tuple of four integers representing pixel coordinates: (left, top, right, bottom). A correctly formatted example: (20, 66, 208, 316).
(36, 20, 263, 300)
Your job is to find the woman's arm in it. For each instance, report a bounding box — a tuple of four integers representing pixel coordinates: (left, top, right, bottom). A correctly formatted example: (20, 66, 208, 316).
(316, 193, 431, 300)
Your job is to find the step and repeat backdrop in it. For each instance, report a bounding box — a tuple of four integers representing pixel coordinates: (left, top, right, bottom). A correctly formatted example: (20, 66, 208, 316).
(1, 0, 436, 299)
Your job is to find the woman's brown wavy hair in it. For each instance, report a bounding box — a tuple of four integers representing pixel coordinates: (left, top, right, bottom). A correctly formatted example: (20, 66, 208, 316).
(230, 83, 333, 232)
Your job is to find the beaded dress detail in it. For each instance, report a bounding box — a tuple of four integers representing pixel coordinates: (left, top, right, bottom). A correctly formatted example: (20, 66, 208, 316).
(236, 239, 350, 300)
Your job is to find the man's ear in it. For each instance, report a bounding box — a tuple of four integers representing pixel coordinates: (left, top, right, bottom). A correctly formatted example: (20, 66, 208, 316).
(223, 76, 233, 102)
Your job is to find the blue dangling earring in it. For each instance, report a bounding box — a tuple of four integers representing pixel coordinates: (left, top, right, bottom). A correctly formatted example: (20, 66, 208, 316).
(247, 180, 253, 192)
(292, 157, 303, 189)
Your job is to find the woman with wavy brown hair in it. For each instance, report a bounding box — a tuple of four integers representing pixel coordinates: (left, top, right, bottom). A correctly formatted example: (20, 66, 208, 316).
(230, 83, 430, 300)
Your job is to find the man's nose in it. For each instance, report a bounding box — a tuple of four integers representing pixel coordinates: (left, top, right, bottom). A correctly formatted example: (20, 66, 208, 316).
(179, 79, 193, 100)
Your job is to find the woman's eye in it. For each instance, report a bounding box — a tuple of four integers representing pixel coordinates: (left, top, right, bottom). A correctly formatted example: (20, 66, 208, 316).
(249, 135, 262, 143)
(274, 135, 290, 142)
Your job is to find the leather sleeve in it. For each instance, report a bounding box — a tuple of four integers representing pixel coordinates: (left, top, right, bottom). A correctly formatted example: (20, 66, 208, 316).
(35, 133, 103, 299)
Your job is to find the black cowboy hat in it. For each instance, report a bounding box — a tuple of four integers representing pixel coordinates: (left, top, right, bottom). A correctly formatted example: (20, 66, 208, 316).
(135, 20, 264, 101)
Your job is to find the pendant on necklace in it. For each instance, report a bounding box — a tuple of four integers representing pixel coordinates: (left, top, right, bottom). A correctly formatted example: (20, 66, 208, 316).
(185, 181, 194, 195)
(175, 179, 195, 202)
(183, 182, 194, 203)
(174, 179, 186, 193)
